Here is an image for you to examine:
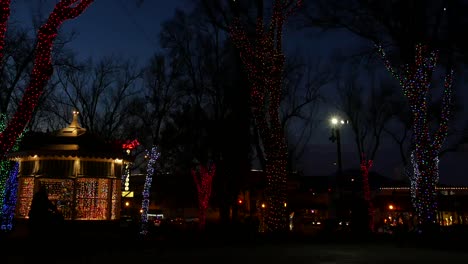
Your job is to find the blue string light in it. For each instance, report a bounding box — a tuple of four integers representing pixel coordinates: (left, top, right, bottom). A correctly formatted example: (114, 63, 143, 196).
(140, 146, 160, 235)
(1, 161, 19, 231)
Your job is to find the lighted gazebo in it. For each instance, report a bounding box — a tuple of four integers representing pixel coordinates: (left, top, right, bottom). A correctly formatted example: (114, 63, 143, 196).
(8, 111, 130, 221)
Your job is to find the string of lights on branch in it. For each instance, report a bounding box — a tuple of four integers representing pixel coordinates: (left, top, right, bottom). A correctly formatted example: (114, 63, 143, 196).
(0, 0, 11, 61)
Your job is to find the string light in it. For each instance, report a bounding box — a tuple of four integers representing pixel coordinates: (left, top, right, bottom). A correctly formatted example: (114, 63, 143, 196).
(376, 43, 454, 225)
(0, 114, 24, 230)
(191, 163, 216, 230)
(0, 0, 93, 158)
(140, 146, 160, 235)
(360, 154, 374, 232)
(0, 162, 18, 231)
(122, 139, 138, 192)
(380, 187, 468, 191)
(229, 0, 302, 233)
(0, 0, 11, 62)
(410, 151, 418, 208)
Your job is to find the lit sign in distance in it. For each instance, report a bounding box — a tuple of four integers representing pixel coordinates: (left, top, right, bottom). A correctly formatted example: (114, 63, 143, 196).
(122, 191, 134, 197)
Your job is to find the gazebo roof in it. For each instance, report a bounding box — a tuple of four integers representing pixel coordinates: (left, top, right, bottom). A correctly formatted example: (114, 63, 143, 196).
(7, 111, 128, 160)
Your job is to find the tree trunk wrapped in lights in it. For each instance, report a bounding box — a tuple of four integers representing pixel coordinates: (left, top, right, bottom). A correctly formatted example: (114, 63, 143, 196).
(377, 44, 454, 226)
(140, 146, 160, 235)
(0, 114, 24, 230)
(0, 0, 94, 158)
(0, 161, 18, 231)
(360, 154, 374, 232)
(191, 163, 215, 230)
(230, 0, 302, 233)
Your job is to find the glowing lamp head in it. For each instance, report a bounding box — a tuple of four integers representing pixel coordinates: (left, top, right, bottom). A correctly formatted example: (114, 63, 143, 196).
(261, 203, 265, 208)
(388, 204, 394, 210)
(125, 201, 130, 207)
(331, 117, 338, 125)
(238, 199, 243, 204)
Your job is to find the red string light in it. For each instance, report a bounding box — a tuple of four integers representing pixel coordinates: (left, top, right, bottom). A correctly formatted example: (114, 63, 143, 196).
(122, 139, 140, 150)
(191, 163, 216, 230)
(0, 0, 10, 62)
(229, 0, 302, 233)
(0, 0, 94, 158)
(360, 154, 374, 232)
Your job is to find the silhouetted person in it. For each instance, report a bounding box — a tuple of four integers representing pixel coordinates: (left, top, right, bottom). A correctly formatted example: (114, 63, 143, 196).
(28, 185, 57, 239)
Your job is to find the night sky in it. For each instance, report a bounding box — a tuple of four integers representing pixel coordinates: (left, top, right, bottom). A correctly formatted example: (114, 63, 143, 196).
(11, 0, 468, 185)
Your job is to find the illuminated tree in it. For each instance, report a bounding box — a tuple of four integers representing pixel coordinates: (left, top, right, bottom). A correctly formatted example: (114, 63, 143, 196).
(191, 163, 215, 230)
(377, 44, 454, 226)
(0, 113, 23, 230)
(229, 0, 302, 232)
(0, 161, 18, 231)
(140, 146, 160, 235)
(301, 0, 460, 229)
(360, 154, 373, 231)
(0, 0, 94, 158)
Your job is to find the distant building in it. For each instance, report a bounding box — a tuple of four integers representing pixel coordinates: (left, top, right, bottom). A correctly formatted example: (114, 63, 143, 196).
(288, 170, 468, 229)
(8, 111, 130, 221)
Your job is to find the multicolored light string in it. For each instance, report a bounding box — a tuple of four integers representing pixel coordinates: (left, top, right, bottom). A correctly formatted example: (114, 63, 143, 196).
(0, 113, 24, 230)
(410, 151, 418, 208)
(360, 154, 374, 232)
(140, 146, 160, 235)
(1, 162, 18, 231)
(229, 0, 302, 233)
(0, 0, 93, 158)
(191, 163, 216, 230)
(376, 43, 454, 225)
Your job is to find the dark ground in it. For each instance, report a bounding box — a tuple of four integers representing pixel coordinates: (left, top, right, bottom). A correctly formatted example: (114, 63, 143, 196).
(2, 221, 468, 264)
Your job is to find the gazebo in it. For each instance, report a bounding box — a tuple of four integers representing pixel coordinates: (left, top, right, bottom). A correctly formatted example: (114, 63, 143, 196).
(8, 111, 129, 221)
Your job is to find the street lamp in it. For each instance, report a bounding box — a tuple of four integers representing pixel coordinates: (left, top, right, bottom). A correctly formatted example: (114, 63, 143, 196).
(329, 116, 347, 175)
(328, 116, 347, 221)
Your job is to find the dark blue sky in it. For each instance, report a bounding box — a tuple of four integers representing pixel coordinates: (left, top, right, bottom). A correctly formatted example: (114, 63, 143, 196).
(11, 0, 186, 65)
(11, 0, 468, 185)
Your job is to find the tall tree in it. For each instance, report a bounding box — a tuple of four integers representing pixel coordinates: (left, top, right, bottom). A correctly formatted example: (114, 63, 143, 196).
(156, 6, 252, 226)
(229, 0, 302, 233)
(281, 56, 331, 171)
(0, 0, 94, 157)
(0, 1, 93, 228)
(301, 0, 463, 228)
(336, 69, 397, 232)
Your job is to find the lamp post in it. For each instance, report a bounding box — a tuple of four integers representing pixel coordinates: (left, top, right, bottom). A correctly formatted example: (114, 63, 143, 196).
(328, 116, 347, 221)
(329, 117, 346, 175)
